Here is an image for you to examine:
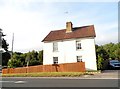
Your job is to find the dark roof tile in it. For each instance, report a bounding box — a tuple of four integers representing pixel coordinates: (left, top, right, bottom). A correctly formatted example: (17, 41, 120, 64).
(42, 25, 96, 42)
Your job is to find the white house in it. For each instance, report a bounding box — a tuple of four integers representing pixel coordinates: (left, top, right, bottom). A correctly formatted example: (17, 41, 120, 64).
(42, 22, 97, 70)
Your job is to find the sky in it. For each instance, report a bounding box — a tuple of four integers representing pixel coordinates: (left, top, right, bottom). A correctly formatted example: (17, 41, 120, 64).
(0, 0, 119, 53)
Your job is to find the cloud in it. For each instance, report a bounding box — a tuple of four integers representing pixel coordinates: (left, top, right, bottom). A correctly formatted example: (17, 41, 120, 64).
(95, 22, 118, 45)
(0, 3, 38, 49)
(0, 1, 118, 52)
(0, 1, 63, 52)
(95, 32, 118, 45)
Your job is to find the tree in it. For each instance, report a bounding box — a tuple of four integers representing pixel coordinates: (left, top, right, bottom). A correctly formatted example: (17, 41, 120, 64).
(0, 28, 9, 51)
(20, 53, 27, 66)
(96, 45, 109, 60)
(96, 45, 109, 70)
(0, 28, 11, 67)
(103, 42, 118, 60)
(8, 52, 23, 68)
(97, 54, 104, 70)
(96, 42, 120, 70)
(28, 51, 40, 66)
(2, 39, 9, 51)
(7, 50, 43, 68)
(37, 50, 43, 64)
(114, 43, 120, 61)
(2, 52, 11, 66)
(7, 58, 22, 68)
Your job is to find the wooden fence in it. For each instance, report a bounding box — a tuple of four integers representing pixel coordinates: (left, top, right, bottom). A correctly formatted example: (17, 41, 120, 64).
(2, 62, 85, 74)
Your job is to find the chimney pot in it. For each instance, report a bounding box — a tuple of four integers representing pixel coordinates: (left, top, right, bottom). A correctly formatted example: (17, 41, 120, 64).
(66, 22, 72, 33)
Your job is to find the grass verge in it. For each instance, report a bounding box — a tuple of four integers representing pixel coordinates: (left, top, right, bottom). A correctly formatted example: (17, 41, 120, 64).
(2, 72, 96, 77)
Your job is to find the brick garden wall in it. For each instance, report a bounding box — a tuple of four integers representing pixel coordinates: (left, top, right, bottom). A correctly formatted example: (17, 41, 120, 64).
(2, 62, 85, 74)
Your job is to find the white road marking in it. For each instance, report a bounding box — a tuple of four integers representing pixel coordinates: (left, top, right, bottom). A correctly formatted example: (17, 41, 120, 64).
(0, 80, 27, 84)
(14, 81, 26, 84)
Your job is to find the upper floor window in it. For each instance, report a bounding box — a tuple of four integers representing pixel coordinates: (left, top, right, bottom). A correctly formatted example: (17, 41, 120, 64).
(76, 41, 82, 50)
(77, 56, 82, 62)
(53, 42, 58, 52)
(53, 57, 58, 64)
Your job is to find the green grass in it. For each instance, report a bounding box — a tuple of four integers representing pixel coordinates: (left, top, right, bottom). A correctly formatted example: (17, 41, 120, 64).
(2, 70, 101, 77)
(2, 72, 96, 77)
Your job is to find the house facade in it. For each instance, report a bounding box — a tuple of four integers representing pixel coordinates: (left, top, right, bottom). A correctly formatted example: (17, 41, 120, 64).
(42, 22, 97, 70)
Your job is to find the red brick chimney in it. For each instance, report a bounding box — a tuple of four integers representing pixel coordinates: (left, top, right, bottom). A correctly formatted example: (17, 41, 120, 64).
(66, 22, 73, 33)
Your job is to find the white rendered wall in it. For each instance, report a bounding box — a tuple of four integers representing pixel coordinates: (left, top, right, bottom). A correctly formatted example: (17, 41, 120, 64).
(43, 37, 97, 70)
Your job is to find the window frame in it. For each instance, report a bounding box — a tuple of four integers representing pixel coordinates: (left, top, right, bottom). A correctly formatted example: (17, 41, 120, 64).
(53, 57, 58, 64)
(77, 56, 82, 62)
(53, 42, 58, 52)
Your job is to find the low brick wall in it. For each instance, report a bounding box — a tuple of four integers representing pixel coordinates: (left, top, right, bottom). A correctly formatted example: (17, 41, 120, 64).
(2, 62, 85, 74)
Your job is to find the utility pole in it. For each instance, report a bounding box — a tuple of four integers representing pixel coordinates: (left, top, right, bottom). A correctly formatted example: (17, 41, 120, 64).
(11, 33, 14, 55)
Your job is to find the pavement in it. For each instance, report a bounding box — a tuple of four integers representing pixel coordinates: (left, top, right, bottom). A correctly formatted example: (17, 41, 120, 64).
(80, 70, 119, 79)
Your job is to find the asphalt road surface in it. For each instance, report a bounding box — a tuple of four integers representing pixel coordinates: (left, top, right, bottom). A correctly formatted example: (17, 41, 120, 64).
(1, 77, 119, 87)
(1, 70, 120, 89)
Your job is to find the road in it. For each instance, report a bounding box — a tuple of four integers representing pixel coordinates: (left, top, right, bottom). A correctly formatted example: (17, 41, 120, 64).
(1, 70, 120, 89)
(2, 77, 119, 87)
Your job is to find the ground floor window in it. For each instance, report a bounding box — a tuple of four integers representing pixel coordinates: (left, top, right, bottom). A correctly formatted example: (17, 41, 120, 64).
(77, 56, 82, 62)
(53, 57, 58, 64)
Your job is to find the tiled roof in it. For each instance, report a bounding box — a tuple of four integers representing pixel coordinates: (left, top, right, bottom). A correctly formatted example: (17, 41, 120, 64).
(42, 25, 96, 42)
